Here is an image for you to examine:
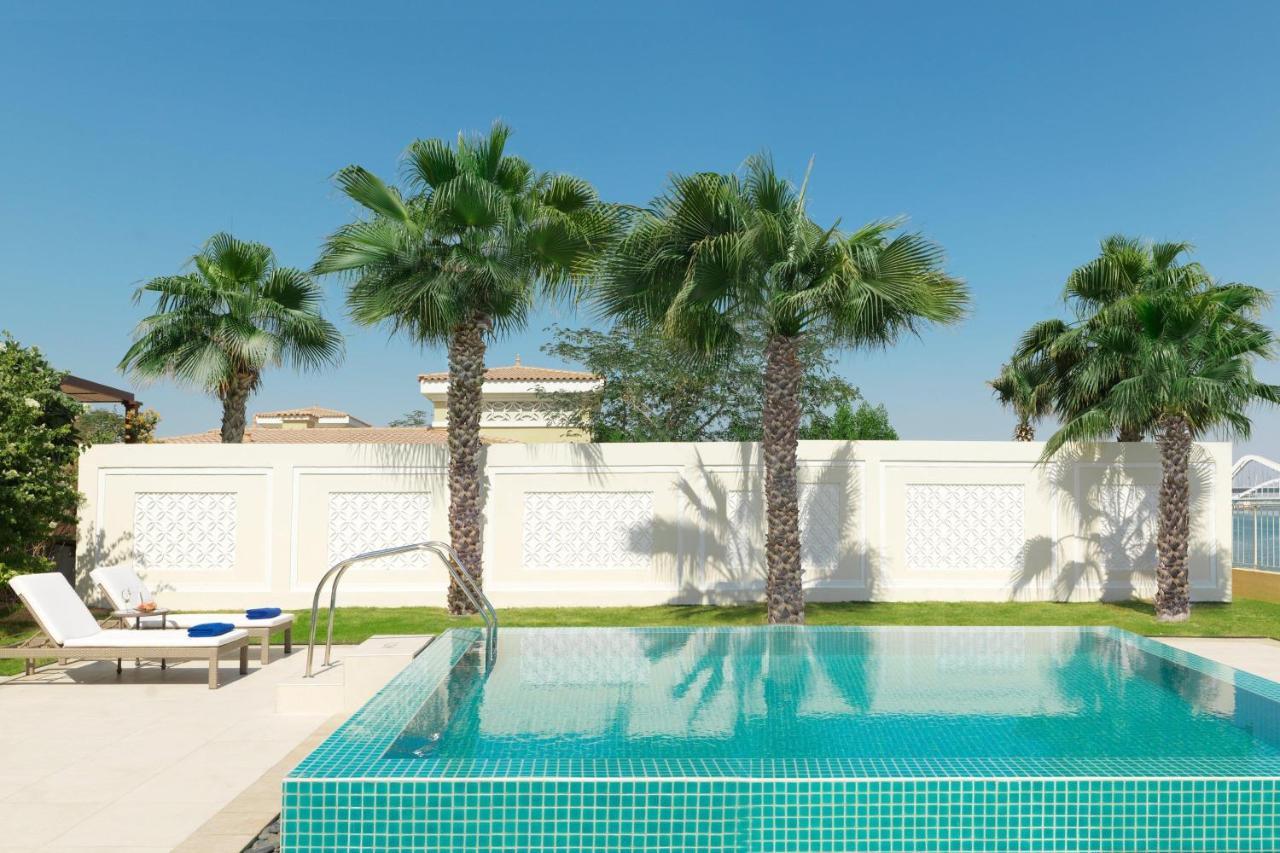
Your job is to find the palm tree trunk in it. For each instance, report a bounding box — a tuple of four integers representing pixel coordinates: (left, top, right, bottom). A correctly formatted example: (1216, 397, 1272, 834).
(1117, 426, 1143, 442)
(1155, 413, 1192, 622)
(219, 373, 253, 443)
(1013, 420, 1035, 441)
(446, 317, 487, 615)
(763, 334, 804, 625)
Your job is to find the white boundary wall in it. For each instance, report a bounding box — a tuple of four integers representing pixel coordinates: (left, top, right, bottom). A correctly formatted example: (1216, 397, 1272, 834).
(74, 440, 1232, 609)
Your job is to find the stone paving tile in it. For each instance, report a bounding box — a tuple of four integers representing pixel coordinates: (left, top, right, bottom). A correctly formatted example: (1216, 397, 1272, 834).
(0, 647, 336, 851)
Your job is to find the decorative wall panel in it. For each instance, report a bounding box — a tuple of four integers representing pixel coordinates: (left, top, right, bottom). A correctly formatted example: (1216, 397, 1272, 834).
(1094, 483, 1158, 573)
(327, 492, 431, 571)
(799, 483, 844, 573)
(522, 492, 653, 571)
(722, 491, 760, 577)
(904, 484, 1024, 572)
(481, 400, 550, 425)
(722, 484, 847, 576)
(133, 492, 237, 571)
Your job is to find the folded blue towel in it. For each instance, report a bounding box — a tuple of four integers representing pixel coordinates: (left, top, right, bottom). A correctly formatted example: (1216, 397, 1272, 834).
(188, 622, 235, 638)
(245, 607, 282, 620)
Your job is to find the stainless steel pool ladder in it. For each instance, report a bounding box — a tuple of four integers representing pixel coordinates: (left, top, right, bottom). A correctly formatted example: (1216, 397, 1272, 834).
(304, 541, 498, 677)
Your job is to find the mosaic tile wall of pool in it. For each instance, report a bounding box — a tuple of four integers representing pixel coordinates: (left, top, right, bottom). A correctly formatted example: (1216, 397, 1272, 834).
(283, 627, 1280, 851)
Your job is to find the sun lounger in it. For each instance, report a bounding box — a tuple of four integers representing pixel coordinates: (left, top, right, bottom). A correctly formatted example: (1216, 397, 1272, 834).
(90, 566, 294, 665)
(1, 573, 250, 689)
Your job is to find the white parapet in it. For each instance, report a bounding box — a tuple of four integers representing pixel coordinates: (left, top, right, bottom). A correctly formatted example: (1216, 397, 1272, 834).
(75, 439, 1233, 609)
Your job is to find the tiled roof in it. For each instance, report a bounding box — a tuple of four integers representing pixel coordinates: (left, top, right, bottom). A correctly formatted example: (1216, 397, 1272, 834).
(255, 406, 355, 419)
(161, 428, 510, 445)
(419, 363, 599, 382)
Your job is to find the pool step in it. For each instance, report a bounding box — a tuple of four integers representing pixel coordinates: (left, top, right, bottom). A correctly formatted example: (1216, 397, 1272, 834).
(275, 634, 434, 715)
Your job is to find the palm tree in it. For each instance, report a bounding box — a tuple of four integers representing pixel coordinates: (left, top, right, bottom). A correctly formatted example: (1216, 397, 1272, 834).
(315, 123, 618, 614)
(120, 233, 343, 443)
(596, 156, 967, 623)
(1014, 236, 1212, 442)
(1044, 278, 1279, 621)
(988, 358, 1052, 440)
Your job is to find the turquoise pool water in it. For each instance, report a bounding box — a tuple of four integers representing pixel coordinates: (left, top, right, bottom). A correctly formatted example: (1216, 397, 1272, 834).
(385, 627, 1280, 766)
(284, 627, 1280, 852)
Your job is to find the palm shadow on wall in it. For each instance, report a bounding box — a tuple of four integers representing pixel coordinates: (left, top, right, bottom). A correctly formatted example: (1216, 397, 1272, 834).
(1009, 443, 1221, 602)
(73, 524, 134, 602)
(365, 437, 610, 546)
(635, 442, 880, 604)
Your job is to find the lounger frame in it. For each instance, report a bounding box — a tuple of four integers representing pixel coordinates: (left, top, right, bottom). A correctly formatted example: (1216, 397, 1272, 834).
(104, 614, 292, 666)
(0, 592, 250, 689)
(90, 567, 295, 666)
(245, 624, 292, 665)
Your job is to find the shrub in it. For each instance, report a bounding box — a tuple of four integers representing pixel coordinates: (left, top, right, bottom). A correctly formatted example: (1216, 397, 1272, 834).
(0, 333, 84, 584)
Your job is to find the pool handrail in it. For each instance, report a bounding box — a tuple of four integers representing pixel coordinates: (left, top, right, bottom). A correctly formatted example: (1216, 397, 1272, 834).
(304, 541, 497, 678)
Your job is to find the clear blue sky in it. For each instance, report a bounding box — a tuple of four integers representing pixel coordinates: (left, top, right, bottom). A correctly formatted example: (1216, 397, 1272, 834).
(4, 1, 1280, 457)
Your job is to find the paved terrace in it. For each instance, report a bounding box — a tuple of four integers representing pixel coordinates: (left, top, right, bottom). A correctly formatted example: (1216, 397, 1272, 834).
(1, 636, 1280, 852)
(0, 647, 338, 853)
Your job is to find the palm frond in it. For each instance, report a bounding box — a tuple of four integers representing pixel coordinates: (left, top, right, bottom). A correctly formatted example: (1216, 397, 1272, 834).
(122, 235, 343, 395)
(335, 167, 410, 222)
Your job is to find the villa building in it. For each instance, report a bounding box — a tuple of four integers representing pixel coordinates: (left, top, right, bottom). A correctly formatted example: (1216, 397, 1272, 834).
(161, 360, 602, 445)
(252, 406, 371, 430)
(418, 357, 602, 444)
(164, 407, 458, 445)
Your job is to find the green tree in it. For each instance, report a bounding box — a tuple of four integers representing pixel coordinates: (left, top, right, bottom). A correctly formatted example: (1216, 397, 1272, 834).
(120, 233, 343, 443)
(75, 407, 161, 444)
(805, 400, 899, 440)
(315, 123, 620, 613)
(1043, 271, 1279, 622)
(1014, 236, 1212, 442)
(988, 358, 1053, 441)
(0, 334, 83, 584)
(596, 156, 967, 623)
(76, 408, 126, 444)
(388, 410, 431, 427)
(539, 323, 858, 442)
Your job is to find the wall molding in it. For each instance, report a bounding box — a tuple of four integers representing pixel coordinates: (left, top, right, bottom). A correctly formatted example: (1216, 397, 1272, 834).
(75, 443, 1231, 607)
(94, 466, 273, 593)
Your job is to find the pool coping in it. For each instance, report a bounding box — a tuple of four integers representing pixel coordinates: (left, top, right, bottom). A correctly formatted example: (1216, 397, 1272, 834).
(287, 625, 1280, 782)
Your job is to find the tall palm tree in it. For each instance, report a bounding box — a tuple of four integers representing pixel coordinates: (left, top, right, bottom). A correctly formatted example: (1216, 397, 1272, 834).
(1015, 236, 1212, 442)
(120, 233, 343, 442)
(1044, 279, 1279, 621)
(315, 123, 618, 613)
(988, 358, 1053, 440)
(597, 156, 967, 623)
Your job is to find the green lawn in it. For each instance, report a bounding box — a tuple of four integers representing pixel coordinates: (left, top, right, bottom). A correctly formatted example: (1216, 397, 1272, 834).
(4, 598, 1279, 678)
(301, 597, 1280, 645)
(0, 618, 51, 677)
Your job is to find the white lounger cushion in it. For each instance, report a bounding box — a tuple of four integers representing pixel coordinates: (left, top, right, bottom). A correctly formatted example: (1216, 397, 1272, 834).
(62, 628, 248, 649)
(90, 565, 156, 608)
(141, 613, 293, 629)
(10, 573, 104, 645)
(91, 566, 292, 629)
(8, 573, 249, 650)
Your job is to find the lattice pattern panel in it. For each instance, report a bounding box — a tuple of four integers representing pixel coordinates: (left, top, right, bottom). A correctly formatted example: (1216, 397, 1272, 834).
(1095, 484, 1158, 573)
(327, 492, 431, 571)
(722, 491, 760, 577)
(800, 483, 843, 573)
(133, 492, 237, 572)
(522, 492, 653, 571)
(481, 400, 549, 425)
(722, 484, 847, 576)
(904, 484, 1024, 572)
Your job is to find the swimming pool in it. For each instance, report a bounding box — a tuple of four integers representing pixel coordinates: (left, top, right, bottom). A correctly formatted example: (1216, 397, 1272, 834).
(283, 627, 1280, 851)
